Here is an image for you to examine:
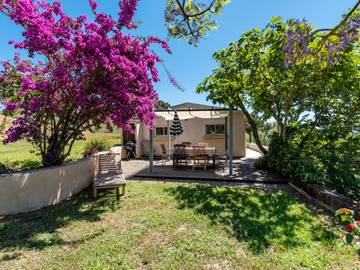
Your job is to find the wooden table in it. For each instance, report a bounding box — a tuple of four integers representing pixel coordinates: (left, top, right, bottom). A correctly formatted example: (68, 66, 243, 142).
(173, 146, 216, 168)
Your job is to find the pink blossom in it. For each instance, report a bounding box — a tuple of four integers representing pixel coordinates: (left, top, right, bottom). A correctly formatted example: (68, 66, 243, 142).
(89, 0, 98, 11)
(0, 0, 170, 165)
(118, 0, 139, 29)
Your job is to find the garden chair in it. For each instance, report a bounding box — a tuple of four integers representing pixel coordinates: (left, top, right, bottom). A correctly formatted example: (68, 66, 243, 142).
(192, 146, 208, 171)
(93, 152, 126, 200)
(173, 144, 189, 168)
(160, 144, 168, 165)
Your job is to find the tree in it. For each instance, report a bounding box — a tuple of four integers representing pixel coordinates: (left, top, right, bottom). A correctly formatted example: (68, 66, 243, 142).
(0, 61, 20, 135)
(197, 17, 359, 198)
(197, 17, 359, 153)
(165, 0, 230, 46)
(0, 0, 170, 166)
(164, 0, 359, 54)
(156, 100, 171, 109)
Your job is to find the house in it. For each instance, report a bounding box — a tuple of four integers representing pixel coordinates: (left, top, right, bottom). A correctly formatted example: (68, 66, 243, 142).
(131, 102, 246, 158)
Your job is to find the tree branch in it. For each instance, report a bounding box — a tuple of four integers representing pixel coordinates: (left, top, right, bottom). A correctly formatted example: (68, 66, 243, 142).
(175, 0, 195, 37)
(234, 95, 268, 155)
(318, 0, 360, 47)
(187, 0, 216, 18)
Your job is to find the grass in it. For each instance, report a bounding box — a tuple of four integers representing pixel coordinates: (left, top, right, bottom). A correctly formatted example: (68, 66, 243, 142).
(0, 131, 121, 171)
(0, 181, 358, 270)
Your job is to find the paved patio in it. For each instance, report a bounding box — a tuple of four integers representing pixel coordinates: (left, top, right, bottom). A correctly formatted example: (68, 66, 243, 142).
(122, 149, 287, 184)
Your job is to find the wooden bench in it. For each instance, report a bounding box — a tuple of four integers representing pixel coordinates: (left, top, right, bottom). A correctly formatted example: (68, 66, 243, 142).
(93, 152, 126, 200)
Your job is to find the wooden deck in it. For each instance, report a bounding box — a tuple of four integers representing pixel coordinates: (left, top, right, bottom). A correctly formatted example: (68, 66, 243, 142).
(122, 149, 287, 184)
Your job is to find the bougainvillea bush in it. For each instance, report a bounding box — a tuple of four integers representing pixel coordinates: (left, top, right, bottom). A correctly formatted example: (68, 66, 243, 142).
(335, 208, 360, 256)
(0, 0, 170, 166)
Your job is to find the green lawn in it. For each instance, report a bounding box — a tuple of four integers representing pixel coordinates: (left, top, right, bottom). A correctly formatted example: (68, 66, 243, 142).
(0, 182, 357, 270)
(0, 132, 121, 171)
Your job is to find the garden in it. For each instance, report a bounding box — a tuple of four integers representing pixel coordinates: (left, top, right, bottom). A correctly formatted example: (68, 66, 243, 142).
(0, 0, 359, 268)
(0, 182, 359, 269)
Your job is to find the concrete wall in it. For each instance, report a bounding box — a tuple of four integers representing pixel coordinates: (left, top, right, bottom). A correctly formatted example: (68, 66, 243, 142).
(137, 111, 246, 157)
(0, 157, 97, 215)
(246, 143, 269, 153)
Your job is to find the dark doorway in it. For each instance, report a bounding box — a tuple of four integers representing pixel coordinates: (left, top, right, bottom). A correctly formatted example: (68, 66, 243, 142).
(123, 124, 136, 145)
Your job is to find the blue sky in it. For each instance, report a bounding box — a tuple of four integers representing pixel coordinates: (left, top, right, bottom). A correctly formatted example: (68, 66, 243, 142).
(0, 0, 354, 106)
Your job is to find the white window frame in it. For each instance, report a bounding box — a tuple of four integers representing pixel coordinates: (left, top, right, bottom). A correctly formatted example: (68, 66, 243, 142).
(205, 124, 225, 135)
(155, 126, 168, 137)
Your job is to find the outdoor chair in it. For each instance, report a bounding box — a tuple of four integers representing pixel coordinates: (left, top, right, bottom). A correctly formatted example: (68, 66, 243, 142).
(192, 146, 208, 171)
(93, 152, 126, 200)
(160, 144, 168, 165)
(197, 142, 209, 147)
(173, 144, 189, 168)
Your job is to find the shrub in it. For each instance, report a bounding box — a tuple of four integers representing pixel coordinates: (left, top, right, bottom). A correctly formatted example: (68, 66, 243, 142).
(335, 208, 360, 256)
(265, 133, 359, 200)
(254, 156, 269, 170)
(6, 159, 43, 171)
(0, 162, 11, 174)
(266, 134, 324, 181)
(83, 139, 110, 157)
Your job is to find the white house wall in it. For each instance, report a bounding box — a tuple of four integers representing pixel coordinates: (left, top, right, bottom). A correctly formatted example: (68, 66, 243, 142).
(137, 111, 246, 157)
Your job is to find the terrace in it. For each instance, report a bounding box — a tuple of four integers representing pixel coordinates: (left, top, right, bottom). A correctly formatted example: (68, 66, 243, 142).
(129, 149, 287, 184)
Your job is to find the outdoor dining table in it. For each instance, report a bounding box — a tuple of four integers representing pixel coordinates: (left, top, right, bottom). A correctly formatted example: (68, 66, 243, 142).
(173, 146, 217, 168)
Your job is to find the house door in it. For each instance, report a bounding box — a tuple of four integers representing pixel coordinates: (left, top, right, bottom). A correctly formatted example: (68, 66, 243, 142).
(123, 124, 136, 144)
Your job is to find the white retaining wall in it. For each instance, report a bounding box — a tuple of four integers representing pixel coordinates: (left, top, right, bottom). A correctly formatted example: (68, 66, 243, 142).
(0, 156, 98, 215)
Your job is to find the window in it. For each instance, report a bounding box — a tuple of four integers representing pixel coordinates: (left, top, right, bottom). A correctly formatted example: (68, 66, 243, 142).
(206, 124, 225, 135)
(155, 127, 168, 136)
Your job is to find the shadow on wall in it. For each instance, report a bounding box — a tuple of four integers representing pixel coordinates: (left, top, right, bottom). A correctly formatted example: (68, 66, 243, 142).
(0, 157, 98, 215)
(0, 191, 122, 261)
(166, 185, 336, 254)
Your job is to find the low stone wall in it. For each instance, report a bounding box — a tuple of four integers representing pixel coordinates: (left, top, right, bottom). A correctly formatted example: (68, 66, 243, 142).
(290, 180, 359, 218)
(0, 157, 98, 215)
(246, 143, 268, 154)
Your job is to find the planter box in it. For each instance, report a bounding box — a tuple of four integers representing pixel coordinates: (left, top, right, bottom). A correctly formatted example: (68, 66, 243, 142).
(290, 180, 359, 218)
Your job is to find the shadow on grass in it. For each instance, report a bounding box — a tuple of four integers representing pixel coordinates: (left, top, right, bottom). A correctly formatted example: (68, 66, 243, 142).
(167, 185, 336, 253)
(0, 190, 122, 260)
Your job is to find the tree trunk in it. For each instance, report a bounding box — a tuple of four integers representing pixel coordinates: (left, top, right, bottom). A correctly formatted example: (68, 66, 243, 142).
(235, 96, 268, 155)
(42, 153, 65, 167)
(41, 136, 66, 167)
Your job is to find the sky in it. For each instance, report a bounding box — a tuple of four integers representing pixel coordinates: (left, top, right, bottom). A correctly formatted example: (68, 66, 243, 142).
(0, 0, 355, 106)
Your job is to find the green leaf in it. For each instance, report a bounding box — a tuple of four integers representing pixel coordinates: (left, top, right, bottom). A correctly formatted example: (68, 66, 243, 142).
(341, 216, 355, 223)
(345, 233, 354, 244)
(271, 16, 282, 23)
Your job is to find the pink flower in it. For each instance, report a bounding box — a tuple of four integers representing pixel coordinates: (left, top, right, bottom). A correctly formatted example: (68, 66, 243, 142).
(0, 0, 171, 159)
(1, 60, 11, 69)
(118, 0, 139, 29)
(89, 0, 98, 11)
